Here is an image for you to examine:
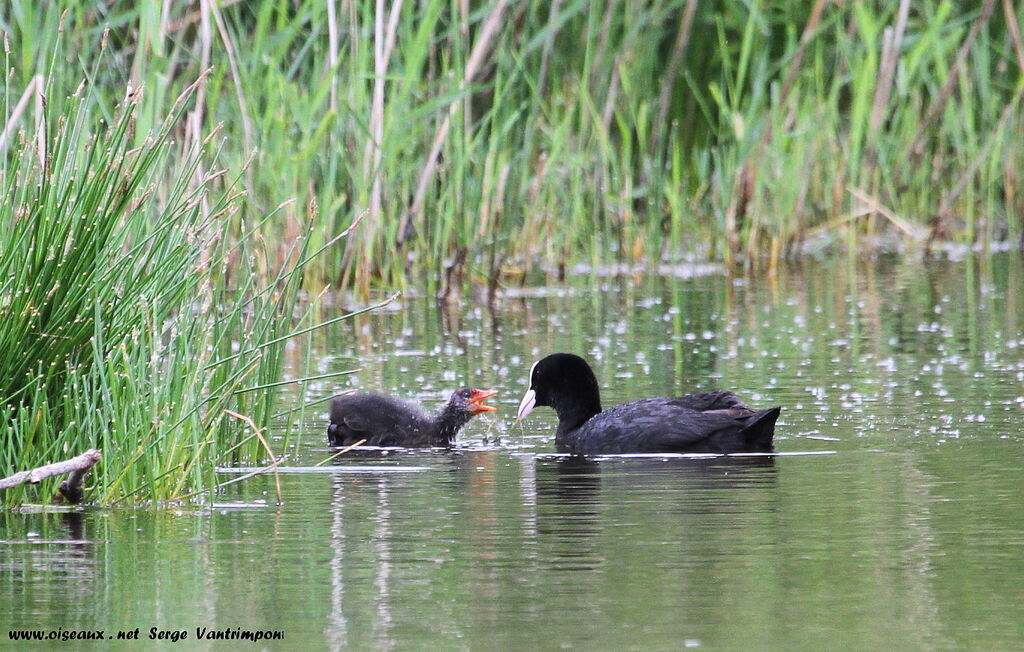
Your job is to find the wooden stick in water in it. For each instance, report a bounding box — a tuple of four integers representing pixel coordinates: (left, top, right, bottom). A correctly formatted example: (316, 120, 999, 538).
(0, 449, 102, 505)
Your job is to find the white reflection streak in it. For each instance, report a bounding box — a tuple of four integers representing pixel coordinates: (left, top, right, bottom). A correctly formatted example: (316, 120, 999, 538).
(325, 477, 347, 650)
(519, 454, 538, 539)
(902, 455, 950, 649)
(373, 478, 394, 649)
(200, 514, 217, 634)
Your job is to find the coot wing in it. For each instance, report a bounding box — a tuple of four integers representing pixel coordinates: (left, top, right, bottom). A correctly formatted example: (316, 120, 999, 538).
(569, 399, 759, 454)
(340, 412, 371, 434)
(673, 390, 749, 412)
(327, 411, 374, 446)
(328, 394, 424, 446)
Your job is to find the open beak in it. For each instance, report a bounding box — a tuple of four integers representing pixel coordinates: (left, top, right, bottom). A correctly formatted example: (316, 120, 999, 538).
(517, 388, 536, 420)
(469, 389, 498, 414)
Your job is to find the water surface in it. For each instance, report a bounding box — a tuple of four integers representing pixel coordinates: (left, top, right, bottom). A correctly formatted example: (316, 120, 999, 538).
(3, 255, 1023, 649)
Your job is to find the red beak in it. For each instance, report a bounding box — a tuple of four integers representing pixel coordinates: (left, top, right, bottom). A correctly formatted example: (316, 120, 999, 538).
(469, 389, 498, 413)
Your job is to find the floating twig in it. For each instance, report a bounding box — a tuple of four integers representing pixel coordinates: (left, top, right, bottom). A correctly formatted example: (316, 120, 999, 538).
(317, 439, 367, 467)
(224, 410, 282, 505)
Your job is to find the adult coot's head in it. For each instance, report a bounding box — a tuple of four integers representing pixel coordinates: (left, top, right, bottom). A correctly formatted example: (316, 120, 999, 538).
(517, 353, 602, 422)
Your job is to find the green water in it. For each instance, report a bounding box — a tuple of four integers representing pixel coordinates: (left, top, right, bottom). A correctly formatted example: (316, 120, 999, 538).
(3, 255, 1024, 650)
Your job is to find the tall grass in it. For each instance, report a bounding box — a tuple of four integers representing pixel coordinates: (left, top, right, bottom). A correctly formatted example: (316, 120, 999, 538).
(5, 2, 1020, 291)
(0, 39, 341, 505)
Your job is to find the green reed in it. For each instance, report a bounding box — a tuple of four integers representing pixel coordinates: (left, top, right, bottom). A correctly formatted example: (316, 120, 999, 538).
(0, 39, 347, 504)
(8, 1, 1019, 288)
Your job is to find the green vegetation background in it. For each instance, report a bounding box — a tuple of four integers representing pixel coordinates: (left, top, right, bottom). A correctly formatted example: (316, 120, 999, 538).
(9, 1, 1023, 286)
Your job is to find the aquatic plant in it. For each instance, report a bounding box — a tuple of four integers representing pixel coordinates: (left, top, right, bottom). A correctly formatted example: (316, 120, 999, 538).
(0, 37, 349, 505)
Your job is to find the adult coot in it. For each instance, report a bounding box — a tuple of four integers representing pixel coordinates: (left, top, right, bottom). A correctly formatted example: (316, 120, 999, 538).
(517, 353, 780, 454)
(328, 388, 497, 447)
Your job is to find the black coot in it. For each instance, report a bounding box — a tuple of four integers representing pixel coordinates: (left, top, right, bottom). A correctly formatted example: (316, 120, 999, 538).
(328, 388, 497, 447)
(517, 353, 780, 454)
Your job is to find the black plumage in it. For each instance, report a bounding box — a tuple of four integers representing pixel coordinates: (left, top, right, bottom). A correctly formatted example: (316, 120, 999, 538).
(517, 353, 780, 454)
(328, 388, 497, 447)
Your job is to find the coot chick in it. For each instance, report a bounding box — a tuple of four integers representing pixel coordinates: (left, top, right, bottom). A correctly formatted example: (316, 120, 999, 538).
(328, 388, 497, 447)
(517, 353, 780, 454)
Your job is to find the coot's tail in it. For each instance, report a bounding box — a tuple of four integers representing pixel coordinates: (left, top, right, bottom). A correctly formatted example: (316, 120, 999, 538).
(742, 406, 781, 450)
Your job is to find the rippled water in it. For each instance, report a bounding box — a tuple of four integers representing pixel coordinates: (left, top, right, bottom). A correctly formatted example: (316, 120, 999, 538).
(3, 255, 1023, 649)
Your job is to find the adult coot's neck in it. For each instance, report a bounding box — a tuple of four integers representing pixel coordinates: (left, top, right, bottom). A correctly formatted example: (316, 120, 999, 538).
(551, 389, 602, 436)
(546, 358, 603, 435)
